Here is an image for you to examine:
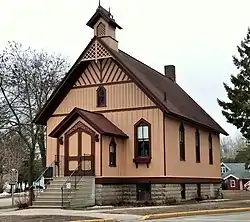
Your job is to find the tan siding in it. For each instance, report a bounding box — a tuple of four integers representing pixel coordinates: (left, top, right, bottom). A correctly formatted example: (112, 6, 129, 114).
(165, 117, 221, 178)
(102, 136, 125, 177)
(74, 58, 131, 87)
(101, 108, 164, 177)
(54, 82, 155, 114)
(46, 116, 65, 166)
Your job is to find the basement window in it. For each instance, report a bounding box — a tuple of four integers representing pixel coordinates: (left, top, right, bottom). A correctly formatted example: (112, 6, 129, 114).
(136, 184, 151, 201)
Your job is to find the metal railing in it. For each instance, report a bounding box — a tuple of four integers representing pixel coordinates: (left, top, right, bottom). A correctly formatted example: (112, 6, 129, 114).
(29, 155, 64, 205)
(61, 154, 86, 208)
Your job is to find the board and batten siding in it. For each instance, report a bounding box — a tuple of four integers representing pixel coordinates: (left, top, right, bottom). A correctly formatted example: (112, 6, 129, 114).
(164, 117, 221, 178)
(53, 59, 155, 115)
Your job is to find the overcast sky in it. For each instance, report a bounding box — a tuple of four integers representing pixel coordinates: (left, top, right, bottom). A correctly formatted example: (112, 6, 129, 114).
(1, 0, 249, 138)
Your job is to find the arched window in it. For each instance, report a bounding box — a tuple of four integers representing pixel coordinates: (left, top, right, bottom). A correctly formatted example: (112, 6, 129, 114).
(179, 123, 185, 161)
(97, 86, 106, 107)
(97, 22, 106, 36)
(133, 119, 151, 167)
(195, 129, 200, 163)
(209, 133, 213, 165)
(109, 138, 116, 167)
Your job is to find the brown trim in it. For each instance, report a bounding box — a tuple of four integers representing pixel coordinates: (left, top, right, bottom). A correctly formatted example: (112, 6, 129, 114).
(97, 106, 158, 114)
(96, 85, 106, 107)
(163, 113, 166, 176)
(133, 118, 152, 168)
(89, 62, 101, 83)
(51, 106, 158, 118)
(56, 138, 60, 163)
(95, 177, 223, 185)
(72, 80, 133, 89)
(99, 35, 119, 43)
(106, 61, 116, 83)
(64, 121, 96, 176)
(100, 135, 103, 176)
(179, 122, 185, 161)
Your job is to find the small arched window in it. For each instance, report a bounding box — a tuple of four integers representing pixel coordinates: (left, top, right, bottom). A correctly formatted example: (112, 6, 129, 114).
(179, 123, 185, 161)
(195, 129, 200, 163)
(109, 138, 116, 167)
(97, 22, 106, 36)
(97, 86, 106, 107)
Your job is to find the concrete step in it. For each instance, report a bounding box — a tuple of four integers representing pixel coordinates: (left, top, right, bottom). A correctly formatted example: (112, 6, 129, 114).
(33, 200, 69, 207)
(30, 205, 62, 209)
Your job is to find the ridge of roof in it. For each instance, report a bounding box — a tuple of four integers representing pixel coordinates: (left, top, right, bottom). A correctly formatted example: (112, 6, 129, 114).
(115, 48, 228, 135)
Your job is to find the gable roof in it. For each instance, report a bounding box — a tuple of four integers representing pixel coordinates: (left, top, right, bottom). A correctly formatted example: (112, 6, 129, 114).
(221, 162, 250, 180)
(34, 37, 227, 135)
(49, 107, 128, 138)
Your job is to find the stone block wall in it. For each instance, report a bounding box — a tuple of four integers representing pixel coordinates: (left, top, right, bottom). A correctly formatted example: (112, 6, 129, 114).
(95, 183, 221, 205)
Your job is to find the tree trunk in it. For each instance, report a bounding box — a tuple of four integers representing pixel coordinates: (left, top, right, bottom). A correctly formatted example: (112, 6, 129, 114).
(38, 127, 46, 168)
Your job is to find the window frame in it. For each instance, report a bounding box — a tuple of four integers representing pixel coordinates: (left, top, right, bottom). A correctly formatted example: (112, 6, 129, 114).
(109, 138, 116, 167)
(96, 22, 106, 36)
(96, 86, 106, 107)
(133, 118, 152, 168)
(209, 133, 213, 165)
(221, 166, 226, 174)
(230, 179, 236, 188)
(195, 129, 201, 163)
(179, 123, 185, 161)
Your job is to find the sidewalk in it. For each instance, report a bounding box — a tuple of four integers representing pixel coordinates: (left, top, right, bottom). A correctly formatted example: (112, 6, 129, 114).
(0, 208, 141, 221)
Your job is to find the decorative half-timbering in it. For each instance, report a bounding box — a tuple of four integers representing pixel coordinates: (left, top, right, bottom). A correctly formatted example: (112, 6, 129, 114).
(74, 58, 130, 87)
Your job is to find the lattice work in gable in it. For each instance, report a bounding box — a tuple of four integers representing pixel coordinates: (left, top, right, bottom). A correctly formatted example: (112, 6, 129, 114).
(82, 41, 111, 61)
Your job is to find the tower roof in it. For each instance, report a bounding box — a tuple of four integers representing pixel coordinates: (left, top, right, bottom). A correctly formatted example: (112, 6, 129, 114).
(86, 5, 122, 29)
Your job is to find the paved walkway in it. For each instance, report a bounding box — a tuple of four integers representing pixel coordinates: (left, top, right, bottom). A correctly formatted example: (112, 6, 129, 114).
(0, 208, 141, 221)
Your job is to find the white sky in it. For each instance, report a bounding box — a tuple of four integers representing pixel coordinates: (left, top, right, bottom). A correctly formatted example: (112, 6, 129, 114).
(1, 0, 250, 138)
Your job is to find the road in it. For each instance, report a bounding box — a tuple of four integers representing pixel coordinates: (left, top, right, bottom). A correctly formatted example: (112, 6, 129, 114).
(149, 211, 250, 221)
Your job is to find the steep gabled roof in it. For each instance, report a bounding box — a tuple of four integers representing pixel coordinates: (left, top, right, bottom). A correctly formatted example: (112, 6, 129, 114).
(34, 37, 227, 135)
(49, 107, 128, 138)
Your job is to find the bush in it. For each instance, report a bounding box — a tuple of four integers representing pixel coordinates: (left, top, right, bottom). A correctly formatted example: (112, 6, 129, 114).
(164, 197, 177, 205)
(15, 194, 30, 209)
(0, 179, 5, 193)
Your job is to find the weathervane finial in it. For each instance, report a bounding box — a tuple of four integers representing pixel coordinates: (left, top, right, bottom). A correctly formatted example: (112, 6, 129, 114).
(98, 0, 101, 6)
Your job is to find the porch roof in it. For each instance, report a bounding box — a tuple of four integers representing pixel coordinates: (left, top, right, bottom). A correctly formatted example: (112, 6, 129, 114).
(49, 107, 128, 138)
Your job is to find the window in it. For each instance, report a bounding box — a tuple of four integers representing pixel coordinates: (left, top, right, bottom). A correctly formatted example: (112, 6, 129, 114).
(209, 133, 213, 165)
(133, 119, 151, 168)
(97, 22, 106, 36)
(136, 184, 151, 201)
(109, 138, 116, 167)
(221, 166, 226, 174)
(230, 180, 236, 188)
(97, 86, 106, 107)
(179, 123, 185, 161)
(195, 129, 200, 163)
(181, 184, 186, 199)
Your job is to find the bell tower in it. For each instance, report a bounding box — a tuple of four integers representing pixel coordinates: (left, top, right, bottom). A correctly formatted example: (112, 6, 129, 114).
(86, 4, 122, 51)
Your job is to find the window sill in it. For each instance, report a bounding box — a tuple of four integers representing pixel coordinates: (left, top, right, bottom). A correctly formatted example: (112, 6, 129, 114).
(109, 164, 116, 167)
(133, 156, 151, 168)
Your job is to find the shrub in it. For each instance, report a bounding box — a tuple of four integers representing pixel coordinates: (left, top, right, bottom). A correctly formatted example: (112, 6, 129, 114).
(164, 197, 177, 205)
(15, 194, 30, 209)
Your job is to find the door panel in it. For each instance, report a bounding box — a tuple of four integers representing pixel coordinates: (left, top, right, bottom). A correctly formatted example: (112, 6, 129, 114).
(64, 130, 95, 176)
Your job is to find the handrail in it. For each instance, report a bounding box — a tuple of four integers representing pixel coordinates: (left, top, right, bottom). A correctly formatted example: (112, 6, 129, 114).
(61, 154, 86, 208)
(28, 155, 64, 205)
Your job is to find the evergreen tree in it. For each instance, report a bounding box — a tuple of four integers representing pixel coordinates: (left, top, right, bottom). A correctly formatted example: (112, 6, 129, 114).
(218, 27, 250, 140)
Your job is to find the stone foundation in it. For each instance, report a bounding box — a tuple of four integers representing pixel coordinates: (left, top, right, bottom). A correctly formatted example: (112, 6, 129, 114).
(95, 183, 222, 205)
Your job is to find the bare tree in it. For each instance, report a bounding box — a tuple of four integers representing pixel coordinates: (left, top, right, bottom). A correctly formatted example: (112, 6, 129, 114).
(0, 131, 27, 191)
(0, 41, 69, 186)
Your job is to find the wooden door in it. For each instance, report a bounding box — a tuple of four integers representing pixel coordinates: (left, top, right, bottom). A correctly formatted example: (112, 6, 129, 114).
(64, 122, 95, 176)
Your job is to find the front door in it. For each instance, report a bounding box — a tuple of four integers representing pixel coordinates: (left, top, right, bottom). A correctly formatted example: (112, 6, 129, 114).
(64, 122, 95, 176)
